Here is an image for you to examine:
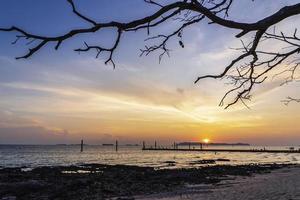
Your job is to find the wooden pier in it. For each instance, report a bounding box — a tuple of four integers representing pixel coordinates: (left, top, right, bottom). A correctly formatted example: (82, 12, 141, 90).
(142, 147, 300, 154)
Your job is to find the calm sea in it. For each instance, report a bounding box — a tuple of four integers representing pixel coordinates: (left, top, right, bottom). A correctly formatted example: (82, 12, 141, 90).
(0, 145, 299, 169)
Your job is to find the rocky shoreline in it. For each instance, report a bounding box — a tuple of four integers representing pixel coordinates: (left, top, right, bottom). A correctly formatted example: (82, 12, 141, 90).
(0, 163, 295, 200)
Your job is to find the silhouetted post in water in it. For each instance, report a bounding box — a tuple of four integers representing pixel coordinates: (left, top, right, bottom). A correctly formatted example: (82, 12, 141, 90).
(189, 142, 191, 150)
(142, 141, 145, 150)
(200, 143, 203, 150)
(155, 141, 157, 149)
(115, 140, 118, 152)
(80, 139, 83, 152)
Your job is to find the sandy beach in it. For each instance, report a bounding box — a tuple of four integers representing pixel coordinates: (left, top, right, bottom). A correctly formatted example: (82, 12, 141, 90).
(138, 165, 300, 200)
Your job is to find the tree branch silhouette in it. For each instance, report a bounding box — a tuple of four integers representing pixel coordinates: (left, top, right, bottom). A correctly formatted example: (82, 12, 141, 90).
(1, 0, 300, 108)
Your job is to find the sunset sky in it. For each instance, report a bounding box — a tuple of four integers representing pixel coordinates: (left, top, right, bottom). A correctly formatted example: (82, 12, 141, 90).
(0, 0, 299, 145)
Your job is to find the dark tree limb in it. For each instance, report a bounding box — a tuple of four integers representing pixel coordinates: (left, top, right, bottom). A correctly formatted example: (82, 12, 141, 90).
(1, 0, 300, 108)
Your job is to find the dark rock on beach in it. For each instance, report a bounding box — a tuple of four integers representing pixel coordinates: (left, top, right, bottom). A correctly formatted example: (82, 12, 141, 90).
(0, 163, 293, 200)
(189, 159, 216, 165)
(216, 158, 230, 162)
(189, 158, 231, 165)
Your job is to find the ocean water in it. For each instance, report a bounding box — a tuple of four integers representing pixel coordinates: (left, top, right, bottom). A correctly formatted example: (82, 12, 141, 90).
(0, 145, 299, 169)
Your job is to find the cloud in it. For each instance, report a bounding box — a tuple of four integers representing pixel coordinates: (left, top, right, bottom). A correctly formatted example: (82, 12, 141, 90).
(0, 124, 122, 145)
(0, 126, 68, 144)
(0, 110, 41, 128)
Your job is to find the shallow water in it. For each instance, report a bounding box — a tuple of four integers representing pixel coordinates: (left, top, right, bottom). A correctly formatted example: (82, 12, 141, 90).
(0, 145, 299, 169)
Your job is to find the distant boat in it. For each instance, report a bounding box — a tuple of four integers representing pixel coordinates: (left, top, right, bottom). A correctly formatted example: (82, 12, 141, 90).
(102, 144, 114, 146)
(125, 144, 139, 146)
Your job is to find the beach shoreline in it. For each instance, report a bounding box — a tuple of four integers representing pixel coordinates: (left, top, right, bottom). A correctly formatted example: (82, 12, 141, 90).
(138, 165, 300, 200)
(0, 163, 298, 200)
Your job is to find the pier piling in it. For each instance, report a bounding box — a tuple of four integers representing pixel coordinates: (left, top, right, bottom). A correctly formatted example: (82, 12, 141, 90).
(80, 139, 83, 152)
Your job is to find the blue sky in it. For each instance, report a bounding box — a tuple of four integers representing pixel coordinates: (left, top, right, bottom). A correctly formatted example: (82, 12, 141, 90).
(0, 0, 299, 145)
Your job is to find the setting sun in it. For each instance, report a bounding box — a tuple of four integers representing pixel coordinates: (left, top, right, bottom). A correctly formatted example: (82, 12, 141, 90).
(202, 138, 210, 144)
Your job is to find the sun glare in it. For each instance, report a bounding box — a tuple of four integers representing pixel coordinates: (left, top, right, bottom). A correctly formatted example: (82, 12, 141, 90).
(203, 138, 210, 144)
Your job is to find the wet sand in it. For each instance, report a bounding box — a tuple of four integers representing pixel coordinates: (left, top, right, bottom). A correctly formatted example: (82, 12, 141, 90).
(138, 165, 300, 200)
(0, 164, 298, 200)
